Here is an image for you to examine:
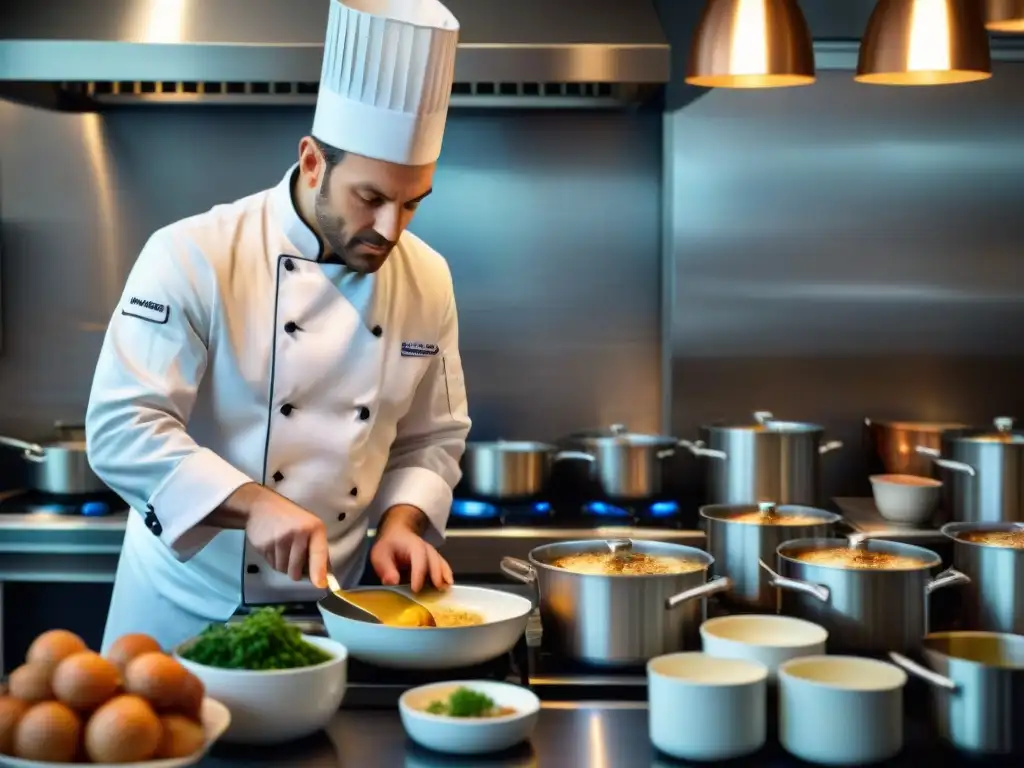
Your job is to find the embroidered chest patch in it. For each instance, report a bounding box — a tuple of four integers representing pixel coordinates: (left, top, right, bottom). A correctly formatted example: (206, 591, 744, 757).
(401, 342, 439, 357)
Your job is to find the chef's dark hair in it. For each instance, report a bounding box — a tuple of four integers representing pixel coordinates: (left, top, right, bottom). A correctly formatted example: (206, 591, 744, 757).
(313, 137, 347, 175)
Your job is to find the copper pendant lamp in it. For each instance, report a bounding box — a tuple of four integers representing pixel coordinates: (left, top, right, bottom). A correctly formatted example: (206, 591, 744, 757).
(856, 0, 992, 85)
(686, 0, 816, 88)
(986, 0, 1024, 32)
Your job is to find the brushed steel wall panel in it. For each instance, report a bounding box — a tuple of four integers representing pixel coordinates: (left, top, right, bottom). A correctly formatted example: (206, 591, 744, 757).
(667, 68, 1024, 499)
(0, 104, 662, 473)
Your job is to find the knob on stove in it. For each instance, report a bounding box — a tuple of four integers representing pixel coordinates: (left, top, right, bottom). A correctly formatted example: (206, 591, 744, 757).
(81, 501, 110, 516)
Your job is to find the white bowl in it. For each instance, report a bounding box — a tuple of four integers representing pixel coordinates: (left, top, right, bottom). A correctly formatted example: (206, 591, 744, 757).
(700, 615, 828, 681)
(319, 585, 532, 669)
(0, 697, 231, 768)
(648, 652, 768, 762)
(399, 680, 540, 755)
(870, 474, 942, 526)
(778, 655, 907, 765)
(175, 634, 347, 745)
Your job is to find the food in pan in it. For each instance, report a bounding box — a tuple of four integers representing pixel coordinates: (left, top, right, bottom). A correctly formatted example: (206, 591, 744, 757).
(428, 606, 486, 627)
(960, 529, 1024, 548)
(0, 628, 207, 763)
(551, 552, 704, 575)
(423, 687, 516, 718)
(794, 547, 926, 570)
(728, 511, 826, 526)
(180, 607, 332, 669)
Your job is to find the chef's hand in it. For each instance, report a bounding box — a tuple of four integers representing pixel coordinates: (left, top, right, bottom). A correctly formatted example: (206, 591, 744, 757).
(238, 484, 329, 588)
(370, 505, 453, 592)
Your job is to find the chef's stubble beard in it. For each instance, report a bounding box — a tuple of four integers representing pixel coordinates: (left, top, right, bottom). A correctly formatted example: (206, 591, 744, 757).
(315, 176, 393, 274)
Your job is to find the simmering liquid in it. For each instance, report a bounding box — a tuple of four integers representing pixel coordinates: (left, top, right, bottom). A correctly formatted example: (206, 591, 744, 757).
(960, 530, 1024, 549)
(728, 511, 825, 526)
(551, 552, 703, 576)
(796, 547, 926, 570)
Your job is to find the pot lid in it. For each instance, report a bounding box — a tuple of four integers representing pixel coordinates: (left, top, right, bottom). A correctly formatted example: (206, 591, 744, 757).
(706, 410, 823, 434)
(865, 418, 966, 431)
(701, 502, 839, 524)
(949, 417, 1024, 445)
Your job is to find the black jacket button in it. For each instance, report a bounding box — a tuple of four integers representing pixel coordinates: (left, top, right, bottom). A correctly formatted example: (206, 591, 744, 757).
(284, 321, 298, 334)
(358, 406, 370, 421)
(337, 512, 347, 522)
(283, 258, 295, 272)
(350, 487, 358, 496)
(371, 325, 383, 337)
(280, 403, 294, 416)
(144, 510, 163, 536)
(247, 564, 260, 574)
(272, 470, 284, 483)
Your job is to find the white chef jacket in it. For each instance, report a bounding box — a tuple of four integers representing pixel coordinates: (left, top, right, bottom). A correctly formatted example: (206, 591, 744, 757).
(86, 165, 471, 652)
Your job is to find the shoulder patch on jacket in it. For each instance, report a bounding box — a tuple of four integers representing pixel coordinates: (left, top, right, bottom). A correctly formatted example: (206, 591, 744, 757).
(121, 296, 170, 325)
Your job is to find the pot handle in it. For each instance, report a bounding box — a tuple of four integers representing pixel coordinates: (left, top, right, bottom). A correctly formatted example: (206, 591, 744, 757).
(678, 439, 727, 460)
(819, 440, 843, 455)
(0, 435, 47, 463)
(665, 576, 732, 611)
(915, 446, 941, 458)
(888, 652, 958, 692)
(553, 451, 595, 463)
(758, 559, 830, 603)
(926, 567, 970, 595)
(500, 557, 537, 585)
(915, 446, 976, 476)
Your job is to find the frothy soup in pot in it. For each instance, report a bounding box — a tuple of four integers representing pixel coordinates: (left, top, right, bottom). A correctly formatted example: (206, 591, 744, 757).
(729, 511, 826, 526)
(960, 530, 1024, 549)
(550, 552, 704, 576)
(795, 547, 927, 570)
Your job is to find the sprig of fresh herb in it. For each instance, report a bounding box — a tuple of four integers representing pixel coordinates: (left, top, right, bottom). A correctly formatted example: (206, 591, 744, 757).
(426, 687, 496, 717)
(180, 607, 332, 670)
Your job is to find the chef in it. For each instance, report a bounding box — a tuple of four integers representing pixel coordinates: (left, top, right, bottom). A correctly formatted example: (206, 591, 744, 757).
(85, 0, 469, 653)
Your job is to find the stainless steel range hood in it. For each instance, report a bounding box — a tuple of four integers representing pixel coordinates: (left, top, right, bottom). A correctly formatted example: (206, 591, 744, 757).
(0, 0, 670, 110)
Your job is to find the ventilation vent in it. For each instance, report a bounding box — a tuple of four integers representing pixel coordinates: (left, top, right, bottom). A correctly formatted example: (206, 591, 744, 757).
(50, 81, 659, 109)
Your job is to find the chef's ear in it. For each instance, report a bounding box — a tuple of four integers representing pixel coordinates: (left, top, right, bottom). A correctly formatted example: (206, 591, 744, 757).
(297, 136, 324, 188)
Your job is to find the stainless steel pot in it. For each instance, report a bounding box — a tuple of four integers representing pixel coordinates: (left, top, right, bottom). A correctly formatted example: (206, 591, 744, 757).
(571, 432, 681, 500)
(0, 422, 105, 495)
(941, 522, 1024, 634)
(460, 441, 592, 499)
(681, 411, 843, 506)
(917, 417, 1024, 523)
(891, 632, 1024, 755)
(864, 417, 965, 477)
(700, 501, 842, 613)
(764, 537, 970, 655)
(500, 538, 732, 666)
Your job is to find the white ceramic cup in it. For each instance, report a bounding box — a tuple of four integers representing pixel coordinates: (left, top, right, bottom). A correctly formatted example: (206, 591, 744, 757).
(870, 474, 942, 526)
(778, 655, 907, 765)
(648, 652, 768, 762)
(700, 615, 828, 681)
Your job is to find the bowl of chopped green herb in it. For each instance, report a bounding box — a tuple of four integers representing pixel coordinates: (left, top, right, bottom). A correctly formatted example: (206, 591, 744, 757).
(399, 681, 540, 755)
(174, 608, 347, 745)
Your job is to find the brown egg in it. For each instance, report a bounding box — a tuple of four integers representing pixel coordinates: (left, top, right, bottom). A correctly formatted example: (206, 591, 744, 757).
(124, 652, 191, 711)
(176, 672, 205, 720)
(14, 701, 81, 762)
(52, 651, 121, 711)
(155, 714, 205, 758)
(105, 634, 163, 673)
(85, 695, 161, 763)
(0, 696, 30, 755)
(8, 662, 54, 703)
(26, 630, 87, 669)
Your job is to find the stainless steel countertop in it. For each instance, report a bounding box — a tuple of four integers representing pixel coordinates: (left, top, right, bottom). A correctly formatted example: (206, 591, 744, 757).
(0, 513, 705, 581)
(194, 702, 985, 768)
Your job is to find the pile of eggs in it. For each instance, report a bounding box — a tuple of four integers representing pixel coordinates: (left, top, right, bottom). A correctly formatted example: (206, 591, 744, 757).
(0, 629, 207, 763)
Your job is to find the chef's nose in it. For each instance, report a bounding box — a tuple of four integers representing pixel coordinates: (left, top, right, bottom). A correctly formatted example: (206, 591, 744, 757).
(374, 206, 401, 245)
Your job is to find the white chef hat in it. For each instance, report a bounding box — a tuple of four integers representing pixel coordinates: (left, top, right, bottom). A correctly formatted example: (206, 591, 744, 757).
(312, 0, 460, 166)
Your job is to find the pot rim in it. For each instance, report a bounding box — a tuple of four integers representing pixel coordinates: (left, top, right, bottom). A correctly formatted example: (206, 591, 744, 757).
(576, 433, 678, 448)
(703, 420, 824, 434)
(525, 539, 714, 580)
(776, 537, 942, 571)
(922, 631, 1024, 670)
(940, 522, 1024, 550)
(866, 419, 966, 431)
(699, 503, 842, 526)
(465, 440, 558, 452)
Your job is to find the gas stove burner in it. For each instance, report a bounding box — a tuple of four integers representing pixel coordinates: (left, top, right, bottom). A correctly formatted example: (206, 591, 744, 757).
(503, 500, 553, 523)
(583, 501, 635, 521)
(450, 499, 501, 520)
(647, 500, 680, 518)
(0, 489, 123, 517)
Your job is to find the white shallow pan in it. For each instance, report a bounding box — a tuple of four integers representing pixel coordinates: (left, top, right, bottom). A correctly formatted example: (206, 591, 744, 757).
(318, 585, 532, 669)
